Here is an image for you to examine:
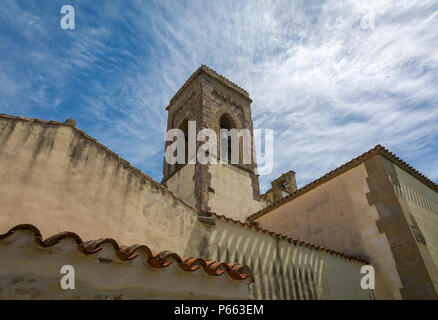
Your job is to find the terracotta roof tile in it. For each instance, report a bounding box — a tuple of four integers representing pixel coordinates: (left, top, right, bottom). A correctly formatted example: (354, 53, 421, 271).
(247, 144, 438, 222)
(0, 224, 254, 282)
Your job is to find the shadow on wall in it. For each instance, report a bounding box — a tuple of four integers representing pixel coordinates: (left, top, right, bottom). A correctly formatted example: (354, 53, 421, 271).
(182, 219, 370, 300)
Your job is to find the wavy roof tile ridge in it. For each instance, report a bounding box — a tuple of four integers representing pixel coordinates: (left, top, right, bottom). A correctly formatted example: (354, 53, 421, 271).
(0, 224, 253, 282)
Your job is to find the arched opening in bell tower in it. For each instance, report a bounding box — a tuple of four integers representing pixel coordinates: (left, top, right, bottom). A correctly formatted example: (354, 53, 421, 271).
(219, 113, 236, 163)
(179, 117, 189, 165)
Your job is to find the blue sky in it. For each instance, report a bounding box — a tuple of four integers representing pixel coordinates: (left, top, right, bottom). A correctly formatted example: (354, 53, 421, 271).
(1, 0, 437, 192)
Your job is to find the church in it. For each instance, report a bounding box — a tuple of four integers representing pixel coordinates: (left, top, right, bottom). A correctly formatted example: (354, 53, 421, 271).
(0, 65, 437, 299)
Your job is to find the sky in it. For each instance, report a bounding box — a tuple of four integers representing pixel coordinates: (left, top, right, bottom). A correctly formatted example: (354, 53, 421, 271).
(0, 0, 437, 192)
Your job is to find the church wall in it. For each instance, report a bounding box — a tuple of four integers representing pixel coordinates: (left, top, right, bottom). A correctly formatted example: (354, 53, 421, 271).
(208, 164, 267, 221)
(0, 116, 370, 299)
(365, 155, 437, 299)
(0, 117, 199, 253)
(165, 164, 197, 208)
(199, 218, 370, 300)
(254, 162, 402, 299)
(382, 157, 438, 295)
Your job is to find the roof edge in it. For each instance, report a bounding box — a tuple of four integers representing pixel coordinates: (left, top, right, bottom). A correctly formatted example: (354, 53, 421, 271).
(0, 224, 254, 282)
(0, 113, 199, 214)
(247, 144, 438, 222)
(166, 65, 251, 111)
(210, 212, 368, 264)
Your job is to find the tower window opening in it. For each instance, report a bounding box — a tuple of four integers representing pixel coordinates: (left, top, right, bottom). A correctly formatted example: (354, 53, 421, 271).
(180, 118, 189, 165)
(220, 114, 236, 163)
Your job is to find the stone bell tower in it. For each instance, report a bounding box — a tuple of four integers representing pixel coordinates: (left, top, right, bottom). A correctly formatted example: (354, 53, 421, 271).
(161, 65, 266, 221)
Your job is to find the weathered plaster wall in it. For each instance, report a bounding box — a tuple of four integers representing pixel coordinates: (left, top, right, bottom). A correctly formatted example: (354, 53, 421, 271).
(165, 164, 197, 208)
(208, 164, 267, 221)
(365, 155, 437, 299)
(254, 163, 401, 299)
(201, 218, 369, 300)
(382, 157, 438, 295)
(0, 117, 370, 299)
(0, 117, 197, 253)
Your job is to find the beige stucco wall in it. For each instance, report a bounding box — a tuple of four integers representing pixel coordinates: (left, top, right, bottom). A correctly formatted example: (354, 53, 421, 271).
(382, 157, 438, 293)
(254, 163, 402, 299)
(165, 164, 197, 207)
(0, 117, 370, 299)
(208, 164, 267, 221)
(206, 218, 370, 299)
(0, 118, 197, 252)
(0, 229, 249, 300)
(165, 164, 267, 221)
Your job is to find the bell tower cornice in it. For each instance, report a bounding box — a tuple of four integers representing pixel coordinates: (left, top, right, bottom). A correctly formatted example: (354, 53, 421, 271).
(165, 65, 252, 112)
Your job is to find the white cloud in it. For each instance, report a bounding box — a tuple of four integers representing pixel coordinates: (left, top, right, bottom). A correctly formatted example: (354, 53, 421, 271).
(1, 0, 437, 192)
(137, 0, 438, 191)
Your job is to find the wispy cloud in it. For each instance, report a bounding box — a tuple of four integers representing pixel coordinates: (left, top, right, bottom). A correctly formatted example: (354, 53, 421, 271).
(0, 0, 437, 192)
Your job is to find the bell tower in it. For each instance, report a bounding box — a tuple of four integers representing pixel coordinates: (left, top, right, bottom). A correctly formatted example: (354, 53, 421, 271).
(162, 65, 265, 221)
